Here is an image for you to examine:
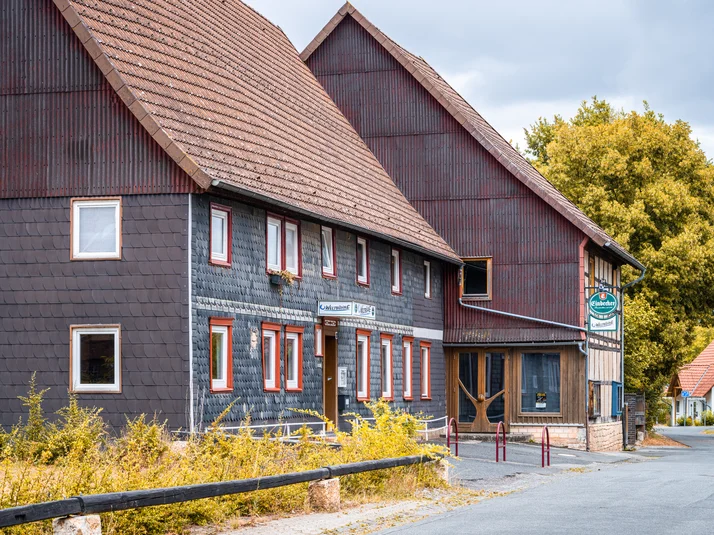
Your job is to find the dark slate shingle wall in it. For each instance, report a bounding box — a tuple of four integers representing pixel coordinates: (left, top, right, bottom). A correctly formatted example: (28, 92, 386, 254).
(0, 195, 189, 430)
(191, 194, 446, 428)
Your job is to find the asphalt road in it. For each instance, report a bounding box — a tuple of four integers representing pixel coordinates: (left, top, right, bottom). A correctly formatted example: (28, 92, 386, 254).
(379, 427, 714, 534)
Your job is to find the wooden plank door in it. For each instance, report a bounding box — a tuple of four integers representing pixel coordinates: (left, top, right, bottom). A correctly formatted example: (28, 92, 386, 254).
(455, 350, 508, 432)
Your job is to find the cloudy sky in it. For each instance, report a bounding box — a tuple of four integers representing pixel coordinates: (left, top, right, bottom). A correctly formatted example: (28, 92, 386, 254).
(245, 0, 714, 160)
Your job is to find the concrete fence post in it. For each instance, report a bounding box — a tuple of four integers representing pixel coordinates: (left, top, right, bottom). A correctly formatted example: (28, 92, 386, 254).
(308, 478, 340, 512)
(53, 515, 101, 535)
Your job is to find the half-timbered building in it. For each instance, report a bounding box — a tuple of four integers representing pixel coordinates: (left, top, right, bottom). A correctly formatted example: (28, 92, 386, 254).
(303, 3, 644, 450)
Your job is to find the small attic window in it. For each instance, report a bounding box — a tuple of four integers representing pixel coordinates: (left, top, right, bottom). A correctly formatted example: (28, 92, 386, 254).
(461, 258, 492, 300)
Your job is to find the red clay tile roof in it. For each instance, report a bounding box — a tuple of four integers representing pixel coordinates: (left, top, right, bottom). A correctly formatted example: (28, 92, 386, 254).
(301, 2, 643, 270)
(672, 340, 714, 397)
(52, 0, 459, 263)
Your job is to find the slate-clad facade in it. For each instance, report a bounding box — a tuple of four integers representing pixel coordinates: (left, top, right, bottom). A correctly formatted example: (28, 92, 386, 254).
(1, 0, 457, 432)
(191, 195, 445, 427)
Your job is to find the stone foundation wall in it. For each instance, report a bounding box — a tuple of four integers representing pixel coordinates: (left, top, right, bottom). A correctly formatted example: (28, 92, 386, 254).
(587, 422, 623, 451)
(509, 425, 585, 449)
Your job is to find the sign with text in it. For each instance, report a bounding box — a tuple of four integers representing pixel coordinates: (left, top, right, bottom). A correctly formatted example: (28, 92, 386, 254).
(589, 314, 618, 332)
(588, 291, 618, 316)
(318, 301, 376, 320)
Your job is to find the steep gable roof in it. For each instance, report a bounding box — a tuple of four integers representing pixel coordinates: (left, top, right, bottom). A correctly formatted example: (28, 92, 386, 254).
(302, 2, 643, 270)
(52, 0, 459, 263)
(671, 340, 714, 397)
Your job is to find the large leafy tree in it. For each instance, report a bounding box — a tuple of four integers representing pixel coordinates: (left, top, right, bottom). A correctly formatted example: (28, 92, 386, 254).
(525, 98, 714, 417)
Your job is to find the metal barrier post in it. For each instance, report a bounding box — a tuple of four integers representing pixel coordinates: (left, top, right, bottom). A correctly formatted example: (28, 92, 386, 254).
(541, 425, 550, 468)
(446, 417, 458, 457)
(496, 421, 506, 462)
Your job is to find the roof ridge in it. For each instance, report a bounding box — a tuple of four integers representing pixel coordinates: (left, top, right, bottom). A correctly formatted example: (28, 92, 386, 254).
(301, 3, 643, 270)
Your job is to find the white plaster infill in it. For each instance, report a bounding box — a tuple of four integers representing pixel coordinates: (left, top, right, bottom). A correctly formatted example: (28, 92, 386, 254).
(194, 296, 444, 340)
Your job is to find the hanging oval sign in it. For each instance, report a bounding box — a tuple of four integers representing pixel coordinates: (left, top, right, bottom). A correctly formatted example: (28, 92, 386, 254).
(589, 291, 618, 316)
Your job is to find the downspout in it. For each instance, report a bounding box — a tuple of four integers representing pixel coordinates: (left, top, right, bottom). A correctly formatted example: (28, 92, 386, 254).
(619, 265, 646, 432)
(188, 194, 195, 434)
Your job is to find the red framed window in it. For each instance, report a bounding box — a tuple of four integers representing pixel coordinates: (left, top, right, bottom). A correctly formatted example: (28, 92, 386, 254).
(210, 203, 232, 267)
(420, 341, 431, 400)
(266, 214, 301, 277)
(314, 324, 323, 357)
(391, 248, 402, 295)
(356, 329, 371, 401)
(321, 226, 337, 278)
(356, 236, 369, 286)
(209, 317, 233, 393)
(380, 333, 394, 400)
(262, 322, 281, 392)
(403, 336, 414, 401)
(285, 326, 304, 392)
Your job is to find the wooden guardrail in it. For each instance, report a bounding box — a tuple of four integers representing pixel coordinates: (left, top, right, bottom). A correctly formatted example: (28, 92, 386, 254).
(0, 454, 436, 528)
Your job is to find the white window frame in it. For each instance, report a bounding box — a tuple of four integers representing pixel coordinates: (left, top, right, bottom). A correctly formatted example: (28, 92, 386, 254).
(381, 337, 392, 399)
(357, 237, 368, 285)
(321, 226, 335, 277)
(267, 216, 282, 272)
(71, 198, 122, 260)
(210, 206, 230, 265)
(286, 331, 300, 390)
(403, 340, 413, 399)
(315, 325, 323, 356)
(263, 329, 278, 390)
(285, 221, 299, 275)
(70, 325, 121, 393)
(424, 260, 431, 298)
(391, 249, 401, 294)
(421, 345, 430, 399)
(211, 325, 229, 390)
(357, 333, 370, 400)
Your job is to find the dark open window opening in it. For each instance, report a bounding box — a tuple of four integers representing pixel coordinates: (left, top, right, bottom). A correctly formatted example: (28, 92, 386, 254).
(462, 258, 491, 299)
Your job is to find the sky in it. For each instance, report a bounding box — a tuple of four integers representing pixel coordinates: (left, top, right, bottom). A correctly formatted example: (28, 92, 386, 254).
(244, 0, 714, 160)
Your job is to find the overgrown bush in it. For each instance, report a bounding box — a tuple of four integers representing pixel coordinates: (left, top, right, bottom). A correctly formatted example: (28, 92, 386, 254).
(676, 416, 694, 426)
(0, 387, 446, 535)
(701, 410, 714, 426)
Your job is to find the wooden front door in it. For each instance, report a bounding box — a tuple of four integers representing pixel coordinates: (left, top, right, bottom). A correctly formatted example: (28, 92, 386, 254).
(323, 335, 338, 425)
(456, 350, 508, 432)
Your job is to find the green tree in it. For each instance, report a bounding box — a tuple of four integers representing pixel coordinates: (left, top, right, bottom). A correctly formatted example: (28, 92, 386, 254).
(525, 97, 714, 422)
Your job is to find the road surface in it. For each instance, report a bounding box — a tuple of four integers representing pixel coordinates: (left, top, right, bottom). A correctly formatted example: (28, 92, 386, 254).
(378, 427, 714, 534)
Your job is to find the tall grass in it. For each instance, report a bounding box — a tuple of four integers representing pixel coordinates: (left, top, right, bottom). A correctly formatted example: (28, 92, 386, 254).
(0, 378, 446, 535)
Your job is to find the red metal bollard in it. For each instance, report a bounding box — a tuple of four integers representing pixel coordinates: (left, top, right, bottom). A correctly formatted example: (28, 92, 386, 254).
(542, 425, 551, 468)
(496, 421, 506, 462)
(446, 417, 459, 457)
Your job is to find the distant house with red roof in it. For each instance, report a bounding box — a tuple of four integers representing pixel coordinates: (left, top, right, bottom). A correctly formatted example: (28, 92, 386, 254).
(667, 341, 714, 424)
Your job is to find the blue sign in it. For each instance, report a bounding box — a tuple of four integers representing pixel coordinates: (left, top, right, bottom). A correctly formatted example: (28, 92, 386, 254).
(682, 391, 690, 398)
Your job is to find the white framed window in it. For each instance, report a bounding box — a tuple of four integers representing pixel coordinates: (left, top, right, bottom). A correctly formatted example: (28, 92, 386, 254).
(262, 323, 280, 391)
(420, 343, 431, 399)
(285, 221, 299, 275)
(403, 338, 413, 400)
(357, 331, 370, 400)
(71, 198, 121, 260)
(356, 237, 369, 285)
(391, 249, 401, 294)
(322, 226, 336, 277)
(266, 216, 282, 272)
(210, 320, 232, 392)
(210, 204, 231, 266)
(424, 260, 431, 299)
(315, 324, 323, 356)
(70, 325, 121, 393)
(380, 335, 393, 400)
(285, 328, 303, 391)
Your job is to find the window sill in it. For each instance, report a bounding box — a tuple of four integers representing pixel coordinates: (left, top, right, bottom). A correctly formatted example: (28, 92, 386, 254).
(356, 280, 370, 288)
(322, 272, 338, 280)
(403, 395, 413, 401)
(70, 254, 122, 262)
(421, 395, 432, 401)
(461, 295, 491, 302)
(210, 259, 231, 268)
(210, 387, 233, 394)
(70, 387, 122, 394)
(356, 395, 370, 402)
(264, 386, 281, 393)
(391, 289, 403, 296)
(285, 387, 303, 393)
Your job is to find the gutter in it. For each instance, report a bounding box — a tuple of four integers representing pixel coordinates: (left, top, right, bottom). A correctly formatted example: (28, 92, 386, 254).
(619, 265, 646, 431)
(210, 179, 462, 266)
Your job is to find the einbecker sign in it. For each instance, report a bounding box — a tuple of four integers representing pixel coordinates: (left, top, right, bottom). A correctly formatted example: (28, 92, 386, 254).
(588, 291, 618, 316)
(318, 301, 376, 320)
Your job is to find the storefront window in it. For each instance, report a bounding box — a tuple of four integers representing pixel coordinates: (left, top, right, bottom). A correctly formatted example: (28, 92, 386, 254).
(521, 353, 561, 413)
